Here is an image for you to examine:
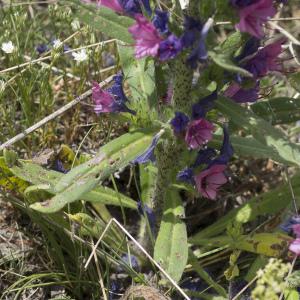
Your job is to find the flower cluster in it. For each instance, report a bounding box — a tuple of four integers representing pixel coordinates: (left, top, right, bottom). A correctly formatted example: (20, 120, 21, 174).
(231, 0, 276, 38)
(170, 91, 233, 200)
(225, 39, 283, 103)
(92, 73, 135, 115)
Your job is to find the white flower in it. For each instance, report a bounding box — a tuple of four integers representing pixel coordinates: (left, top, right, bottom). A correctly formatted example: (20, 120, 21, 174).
(53, 39, 62, 49)
(1, 41, 15, 54)
(0, 80, 6, 93)
(72, 49, 88, 63)
(71, 19, 80, 31)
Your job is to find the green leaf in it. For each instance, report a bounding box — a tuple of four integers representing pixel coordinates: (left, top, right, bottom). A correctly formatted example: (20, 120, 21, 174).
(220, 32, 243, 57)
(11, 161, 137, 209)
(289, 72, 300, 93)
(192, 233, 291, 257)
(154, 189, 188, 283)
(216, 97, 300, 166)
(285, 289, 300, 300)
(189, 250, 228, 297)
(71, 0, 133, 43)
(30, 130, 154, 213)
(211, 134, 287, 163)
(118, 42, 158, 109)
(251, 97, 300, 125)
(209, 51, 253, 78)
(189, 173, 300, 241)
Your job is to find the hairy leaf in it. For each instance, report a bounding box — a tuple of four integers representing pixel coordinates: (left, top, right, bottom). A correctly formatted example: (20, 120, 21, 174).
(154, 189, 188, 283)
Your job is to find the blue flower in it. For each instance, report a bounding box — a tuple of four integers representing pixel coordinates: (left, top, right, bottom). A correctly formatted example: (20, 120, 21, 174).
(119, 0, 152, 16)
(177, 168, 195, 185)
(280, 216, 300, 233)
(158, 34, 182, 61)
(235, 37, 260, 61)
(192, 90, 218, 119)
(119, 254, 140, 271)
(230, 0, 256, 8)
(132, 133, 160, 164)
(193, 147, 217, 168)
(137, 200, 156, 234)
(224, 82, 259, 103)
(170, 112, 190, 134)
(181, 16, 202, 48)
(152, 9, 169, 35)
(106, 73, 129, 103)
(209, 126, 234, 166)
(36, 44, 49, 54)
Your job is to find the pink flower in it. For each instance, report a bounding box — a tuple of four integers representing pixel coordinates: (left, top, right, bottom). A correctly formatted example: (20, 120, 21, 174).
(82, 0, 123, 13)
(185, 119, 214, 150)
(236, 0, 276, 38)
(289, 238, 300, 256)
(128, 15, 163, 59)
(194, 165, 227, 200)
(92, 82, 115, 114)
(292, 224, 300, 237)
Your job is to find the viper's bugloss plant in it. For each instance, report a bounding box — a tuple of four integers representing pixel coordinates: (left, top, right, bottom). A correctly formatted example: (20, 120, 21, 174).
(4, 0, 300, 298)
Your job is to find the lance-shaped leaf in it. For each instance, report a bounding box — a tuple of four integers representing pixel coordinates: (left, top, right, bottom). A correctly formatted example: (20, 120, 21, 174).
(118, 41, 158, 109)
(30, 130, 154, 213)
(189, 173, 300, 242)
(216, 96, 300, 167)
(10, 161, 137, 209)
(251, 97, 300, 125)
(192, 233, 292, 257)
(209, 51, 253, 78)
(154, 189, 188, 283)
(70, 0, 134, 43)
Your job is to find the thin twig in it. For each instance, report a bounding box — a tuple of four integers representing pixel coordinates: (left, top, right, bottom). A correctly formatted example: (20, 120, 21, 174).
(268, 22, 300, 45)
(231, 275, 258, 300)
(84, 218, 191, 300)
(0, 75, 114, 151)
(91, 238, 108, 300)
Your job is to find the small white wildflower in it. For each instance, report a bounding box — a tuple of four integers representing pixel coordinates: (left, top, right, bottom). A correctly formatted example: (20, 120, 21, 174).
(72, 49, 88, 63)
(71, 19, 80, 31)
(53, 39, 62, 50)
(0, 80, 6, 93)
(1, 41, 15, 54)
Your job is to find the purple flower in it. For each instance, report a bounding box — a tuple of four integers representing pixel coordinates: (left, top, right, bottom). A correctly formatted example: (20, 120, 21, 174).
(224, 82, 259, 103)
(170, 112, 190, 135)
(128, 15, 162, 59)
(280, 216, 300, 233)
(52, 160, 68, 174)
(185, 119, 214, 150)
(243, 40, 282, 78)
(193, 147, 217, 168)
(289, 225, 300, 256)
(137, 201, 156, 234)
(92, 81, 135, 114)
(177, 168, 195, 185)
(231, 0, 258, 8)
(119, 0, 152, 16)
(181, 16, 203, 48)
(192, 90, 218, 119)
(36, 44, 49, 54)
(132, 133, 160, 164)
(235, 37, 260, 61)
(152, 9, 169, 35)
(194, 164, 227, 200)
(158, 34, 182, 61)
(120, 254, 140, 271)
(234, 0, 276, 38)
(82, 0, 124, 13)
(209, 126, 234, 166)
(84, 0, 152, 16)
(106, 73, 129, 103)
(186, 18, 213, 69)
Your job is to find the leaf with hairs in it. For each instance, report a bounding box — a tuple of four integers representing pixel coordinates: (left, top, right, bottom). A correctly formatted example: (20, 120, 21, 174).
(154, 189, 188, 283)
